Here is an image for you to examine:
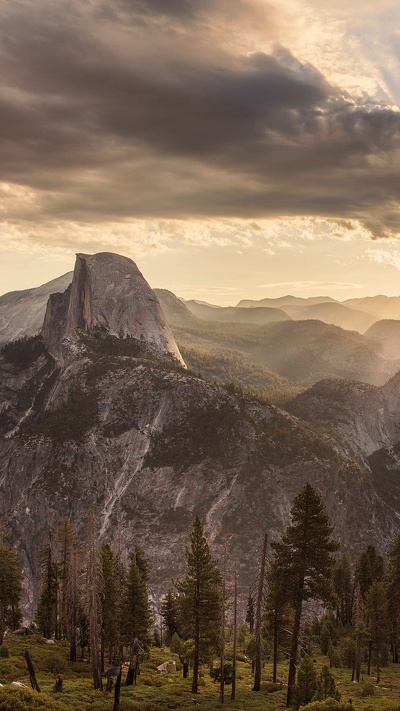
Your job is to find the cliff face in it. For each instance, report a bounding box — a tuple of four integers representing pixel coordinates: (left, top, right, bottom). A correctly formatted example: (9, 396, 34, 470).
(0, 272, 72, 347)
(41, 253, 185, 366)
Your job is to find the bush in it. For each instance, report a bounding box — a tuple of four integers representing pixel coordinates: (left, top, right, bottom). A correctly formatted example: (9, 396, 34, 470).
(209, 663, 233, 685)
(0, 688, 66, 711)
(0, 646, 10, 658)
(299, 699, 351, 711)
(359, 681, 375, 697)
(44, 653, 68, 675)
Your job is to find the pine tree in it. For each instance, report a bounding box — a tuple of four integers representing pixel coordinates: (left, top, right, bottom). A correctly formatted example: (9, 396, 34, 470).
(36, 542, 59, 639)
(333, 554, 353, 626)
(355, 545, 384, 600)
(85, 511, 103, 690)
(365, 580, 388, 683)
(265, 556, 290, 684)
(177, 516, 221, 694)
(58, 517, 81, 661)
(315, 665, 340, 701)
(352, 583, 366, 682)
(294, 656, 317, 708)
(0, 532, 22, 644)
(121, 548, 152, 650)
(270, 483, 338, 706)
(100, 544, 119, 670)
(386, 533, 400, 663)
(246, 593, 255, 634)
(161, 589, 181, 644)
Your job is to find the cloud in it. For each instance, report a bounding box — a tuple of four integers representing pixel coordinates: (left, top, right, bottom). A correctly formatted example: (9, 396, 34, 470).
(1, 0, 400, 248)
(367, 248, 400, 270)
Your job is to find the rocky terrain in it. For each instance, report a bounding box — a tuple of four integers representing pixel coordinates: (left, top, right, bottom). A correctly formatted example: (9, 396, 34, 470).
(1, 253, 400, 612)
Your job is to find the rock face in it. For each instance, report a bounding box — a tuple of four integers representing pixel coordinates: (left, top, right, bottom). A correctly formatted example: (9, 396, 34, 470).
(42, 253, 185, 366)
(0, 272, 72, 347)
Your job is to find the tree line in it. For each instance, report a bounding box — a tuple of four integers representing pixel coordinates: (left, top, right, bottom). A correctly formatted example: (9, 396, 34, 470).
(2, 486, 400, 708)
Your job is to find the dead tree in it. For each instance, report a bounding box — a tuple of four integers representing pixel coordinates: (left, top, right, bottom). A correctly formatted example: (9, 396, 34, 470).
(253, 533, 268, 692)
(231, 568, 238, 701)
(126, 638, 142, 685)
(25, 649, 41, 692)
(220, 568, 226, 704)
(113, 667, 122, 711)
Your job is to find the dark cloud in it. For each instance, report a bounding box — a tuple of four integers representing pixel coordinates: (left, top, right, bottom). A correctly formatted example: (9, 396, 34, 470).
(1, 0, 400, 238)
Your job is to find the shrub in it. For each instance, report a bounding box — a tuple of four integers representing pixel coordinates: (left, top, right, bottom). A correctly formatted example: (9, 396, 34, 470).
(299, 699, 351, 711)
(0, 646, 10, 658)
(359, 681, 375, 697)
(44, 653, 68, 675)
(0, 688, 66, 711)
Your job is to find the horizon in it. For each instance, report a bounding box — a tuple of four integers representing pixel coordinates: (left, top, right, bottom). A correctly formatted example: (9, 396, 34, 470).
(1, 257, 400, 308)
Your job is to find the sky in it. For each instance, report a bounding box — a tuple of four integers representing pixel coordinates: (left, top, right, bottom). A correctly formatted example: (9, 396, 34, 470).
(1, 0, 400, 304)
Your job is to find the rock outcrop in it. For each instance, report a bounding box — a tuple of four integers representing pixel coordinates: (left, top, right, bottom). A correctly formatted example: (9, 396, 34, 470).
(41, 253, 185, 366)
(0, 272, 72, 347)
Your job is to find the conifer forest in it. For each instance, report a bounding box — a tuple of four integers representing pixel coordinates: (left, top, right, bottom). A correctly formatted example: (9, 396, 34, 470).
(2, 484, 400, 711)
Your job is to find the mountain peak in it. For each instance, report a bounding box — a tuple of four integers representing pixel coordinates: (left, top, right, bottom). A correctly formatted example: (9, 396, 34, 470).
(42, 252, 185, 365)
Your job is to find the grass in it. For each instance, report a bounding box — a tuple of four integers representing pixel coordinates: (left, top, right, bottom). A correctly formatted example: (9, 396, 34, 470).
(1, 635, 400, 711)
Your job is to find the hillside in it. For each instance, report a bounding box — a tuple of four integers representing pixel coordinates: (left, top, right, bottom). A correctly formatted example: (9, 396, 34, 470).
(184, 300, 290, 325)
(173, 319, 397, 387)
(365, 319, 400, 360)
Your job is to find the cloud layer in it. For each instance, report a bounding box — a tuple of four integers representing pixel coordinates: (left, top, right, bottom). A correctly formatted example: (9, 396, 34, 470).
(1, 0, 400, 241)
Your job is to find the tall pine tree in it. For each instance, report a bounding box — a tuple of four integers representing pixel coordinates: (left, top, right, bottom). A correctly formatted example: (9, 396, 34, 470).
(177, 516, 221, 694)
(121, 548, 152, 650)
(0, 528, 22, 644)
(270, 483, 337, 706)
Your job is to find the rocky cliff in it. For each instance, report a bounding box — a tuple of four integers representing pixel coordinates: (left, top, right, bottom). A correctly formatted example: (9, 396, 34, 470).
(42, 253, 185, 366)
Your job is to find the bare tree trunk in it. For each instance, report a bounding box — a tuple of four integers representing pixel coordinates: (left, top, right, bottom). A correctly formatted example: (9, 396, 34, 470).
(113, 668, 122, 711)
(286, 598, 302, 706)
(272, 608, 278, 684)
(220, 570, 225, 704)
(86, 511, 103, 691)
(192, 616, 200, 694)
(367, 642, 372, 676)
(25, 650, 41, 692)
(253, 533, 268, 692)
(231, 569, 237, 701)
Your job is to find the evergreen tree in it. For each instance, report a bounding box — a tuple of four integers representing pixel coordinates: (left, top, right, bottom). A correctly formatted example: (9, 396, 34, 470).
(365, 580, 388, 683)
(177, 516, 221, 694)
(85, 511, 103, 690)
(315, 665, 340, 701)
(0, 531, 22, 644)
(265, 555, 289, 684)
(270, 483, 338, 706)
(58, 517, 81, 661)
(386, 532, 400, 663)
(333, 554, 353, 626)
(352, 583, 366, 682)
(161, 589, 181, 644)
(246, 593, 255, 634)
(36, 542, 59, 639)
(100, 544, 119, 670)
(355, 545, 384, 601)
(294, 656, 317, 708)
(121, 548, 152, 650)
